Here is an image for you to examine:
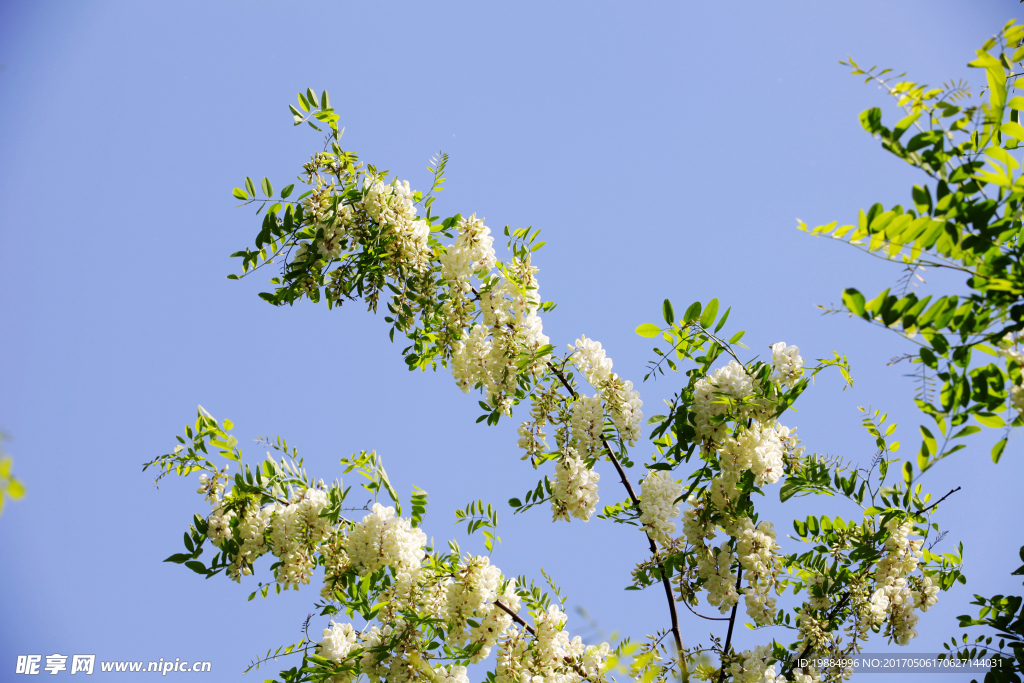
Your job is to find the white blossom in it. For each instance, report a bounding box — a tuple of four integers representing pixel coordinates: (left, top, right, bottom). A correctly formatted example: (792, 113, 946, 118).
(770, 342, 805, 388)
(551, 449, 600, 522)
(638, 470, 683, 545)
(319, 621, 360, 670)
(570, 395, 604, 455)
(347, 503, 427, 597)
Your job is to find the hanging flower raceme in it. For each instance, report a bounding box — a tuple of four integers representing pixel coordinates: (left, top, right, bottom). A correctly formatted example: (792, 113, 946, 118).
(568, 335, 644, 445)
(550, 447, 600, 522)
(867, 518, 929, 645)
(494, 605, 610, 683)
(692, 360, 758, 444)
(770, 342, 805, 389)
(444, 555, 503, 646)
(638, 470, 683, 546)
(347, 503, 428, 598)
(570, 395, 605, 456)
(731, 517, 781, 626)
(319, 621, 361, 679)
(267, 487, 331, 589)
(360, 176, 432, 274)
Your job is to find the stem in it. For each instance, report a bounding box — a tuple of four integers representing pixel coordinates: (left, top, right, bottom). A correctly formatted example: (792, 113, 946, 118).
(547, 361, 685, 657)
(718, 566, 744, 683)
(682, 600, 730, 622)
(919, 486, 961, 514)
(495, 599, 535, 635)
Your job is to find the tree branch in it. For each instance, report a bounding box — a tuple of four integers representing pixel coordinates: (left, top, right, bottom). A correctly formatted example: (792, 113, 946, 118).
(494, 599, 535, 636)
(718, 566, 744, 683)
(919, 486, 961, 515)
(682, 599, 730, 622)
(547, 361, 684, 657)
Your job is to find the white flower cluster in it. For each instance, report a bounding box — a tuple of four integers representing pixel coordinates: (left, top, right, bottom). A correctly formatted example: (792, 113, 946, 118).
(733, 518, 781, 626)
(727, 644, 775, 683)
(638, 471, 683, 546)
(439, 214, 497, 293)
(196, 469, 227, 504)
(806, 574, 829, 611)
(444, 555, 502, 645)
(320, 621, 360, 679)
(710, 423, 795, 510)
(199, 469, 334, 585)
(726, 646, 823, 683)
(692, 360, 758, 443)
(698, 542, 740, 613)
(550, 448, 600, 522)
(449, 251, 550, 415)
(360, 176, 431, 273)
(569, 336, 644, 445)
(267, 487, 331, 588)
(296, 174, 431, 280)
(230, 504, 273, 582)
(770, 342, 805, 389)
(569, 395, 605, 456)
(465, 584, 521, 663)
(681, 495, 717, 546)
(347, 503, 428, 597)
(496, 605, 610, 683)
(320, 530, 351, 601)
(868, 518, 928, 645)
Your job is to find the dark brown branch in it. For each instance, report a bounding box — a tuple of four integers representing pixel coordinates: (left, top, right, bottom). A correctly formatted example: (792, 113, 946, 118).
(547, 361, 684, 656)
(919, 486, 961, 515)
(682, 599, 730, 621)
(495, 599, 535, 636)
(718, 566, 743, 683)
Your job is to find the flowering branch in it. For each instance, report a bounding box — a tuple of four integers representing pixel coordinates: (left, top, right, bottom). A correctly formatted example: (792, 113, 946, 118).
(546, 361, 684, 655)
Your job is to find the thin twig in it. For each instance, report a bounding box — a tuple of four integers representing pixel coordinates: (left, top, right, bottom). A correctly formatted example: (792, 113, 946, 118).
(919, 486, 961, 515)
(495, 599, 535, 636)
(682, 600, 730, 622)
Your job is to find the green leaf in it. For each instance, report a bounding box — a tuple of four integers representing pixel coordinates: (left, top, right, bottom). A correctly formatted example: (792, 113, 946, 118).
(245, 177, 255, 197)
(662, 299, 675, 325)
(992, 438, 1007, 464)
(1007, 96, 1024, 111)
(842, 289, 866, 317)
(714, 307, 731, 333)
(903, 461, 913, 485)
(7, 479, 24, 499)
(683, 301, 701, 322)
(635, 323, 661, 338)
(975, 413, 1006, 428)
(920, 425, 937, 455)
(163, 553, 192, 564)
(232, 188, 249, 200)
(280, 184, 295, 199)
(261, 177, 273, 198)
(1001, 121, 1024, 141)
(700, 298, 719, 328)
(184, 561, 207, 575)
(320, 90, 330, 109)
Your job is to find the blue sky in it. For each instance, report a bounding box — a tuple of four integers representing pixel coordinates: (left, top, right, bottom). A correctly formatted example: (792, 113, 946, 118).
(0, 2, 1021, 681)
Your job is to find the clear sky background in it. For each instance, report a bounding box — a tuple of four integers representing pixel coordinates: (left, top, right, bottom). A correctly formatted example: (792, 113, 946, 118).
(1, 2, 1022, 682)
